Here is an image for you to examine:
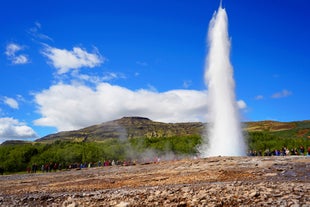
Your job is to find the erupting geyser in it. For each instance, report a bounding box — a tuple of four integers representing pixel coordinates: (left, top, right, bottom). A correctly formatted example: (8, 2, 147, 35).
(200, 4, 246, 156)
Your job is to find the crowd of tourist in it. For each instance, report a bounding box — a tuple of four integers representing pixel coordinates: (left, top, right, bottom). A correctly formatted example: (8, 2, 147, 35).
(26, 159, 149, 174)
(16, 145, 310, 174)
(248, 146, 310, 156)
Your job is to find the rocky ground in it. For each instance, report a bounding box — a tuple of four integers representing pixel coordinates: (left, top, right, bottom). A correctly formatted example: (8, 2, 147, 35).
(0, 156, 309, 207)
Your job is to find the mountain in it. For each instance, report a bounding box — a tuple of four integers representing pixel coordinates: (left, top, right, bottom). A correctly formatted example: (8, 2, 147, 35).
(30, 117, 310, 143)
(1, 140, 32, 145)
(35, 117, 204, 143)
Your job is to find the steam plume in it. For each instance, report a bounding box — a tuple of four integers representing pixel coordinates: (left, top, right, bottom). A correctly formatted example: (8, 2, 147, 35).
(200, 4, 246, 156)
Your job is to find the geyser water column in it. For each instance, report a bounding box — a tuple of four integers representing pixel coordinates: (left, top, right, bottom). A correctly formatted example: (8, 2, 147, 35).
(201, 4, 246, 156)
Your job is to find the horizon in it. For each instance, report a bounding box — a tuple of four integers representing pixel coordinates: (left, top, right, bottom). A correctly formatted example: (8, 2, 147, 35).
(1, 0, 309, 143)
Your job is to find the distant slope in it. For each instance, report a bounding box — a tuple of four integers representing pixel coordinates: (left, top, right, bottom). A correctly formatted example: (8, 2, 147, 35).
(245, 120, 296, 131)
(34, 117, 310, 143)
(35, 117, 204, 143)
(245, 120, 310, 139)
(1, 140, 32, 145)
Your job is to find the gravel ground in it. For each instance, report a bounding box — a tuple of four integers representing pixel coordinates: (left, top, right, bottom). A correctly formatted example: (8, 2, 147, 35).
(0, 156, 309, 206)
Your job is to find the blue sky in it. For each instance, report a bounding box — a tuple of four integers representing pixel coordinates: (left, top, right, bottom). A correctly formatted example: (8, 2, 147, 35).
(0, 0, 309, 142)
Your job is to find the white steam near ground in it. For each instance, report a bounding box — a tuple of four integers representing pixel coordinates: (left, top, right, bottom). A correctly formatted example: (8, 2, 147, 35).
(108, 122, 197, 163)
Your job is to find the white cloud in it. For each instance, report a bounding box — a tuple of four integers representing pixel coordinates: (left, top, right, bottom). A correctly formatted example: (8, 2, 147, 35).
(73, 73, 102, 85)
(68, 71, 126, 85)
(136, 61, 148, 67)
(33, 82, 209, 131)
(147, 84, 157, 92)
(0, 117, 37, 142)
(12, 55, 28, 64)
(28, 21, 53, 41)
(5, 43, 20, 56)
(5, 43, 29, 65)
(35, 21, 41, 29)
(42, 45, 104, 74)
(102, 72, 126, 81)
(271, 89, 292, 99)
(183, 80, 192, 88)
(237, 100, 247, 109)
(34, 82, 248, 132)
(4, 97, 19, 109)
(255, 95, 264, 100)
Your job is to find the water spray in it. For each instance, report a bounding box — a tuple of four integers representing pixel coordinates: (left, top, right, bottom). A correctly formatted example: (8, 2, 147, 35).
(200, 3, 246, 156)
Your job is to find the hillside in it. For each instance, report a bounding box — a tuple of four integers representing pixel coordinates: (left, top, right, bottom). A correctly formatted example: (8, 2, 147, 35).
(34, 117, 310, 143)
(245, 120, 310, 139)
(35, 117, 204, 143)
(1, 140, 32, 146)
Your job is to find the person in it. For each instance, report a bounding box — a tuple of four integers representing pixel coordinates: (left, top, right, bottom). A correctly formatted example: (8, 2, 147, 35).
(44, 163, 49, 172)
(53, 163, 58, 172)
(299, 146, 305, 155)
(291, 148, 298, 155)
(32, 164, 37, 173)
(275, 149, 280, 156)
(307, 146, 310, 156)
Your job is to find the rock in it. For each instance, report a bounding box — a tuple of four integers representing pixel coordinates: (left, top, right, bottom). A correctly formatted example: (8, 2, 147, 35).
(250, 191, 260, 198)
(177, 201, 187, 207)
(181, 186, 190, 193)
(114, 201, 130, 207)
(67, 203, 78, 207)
